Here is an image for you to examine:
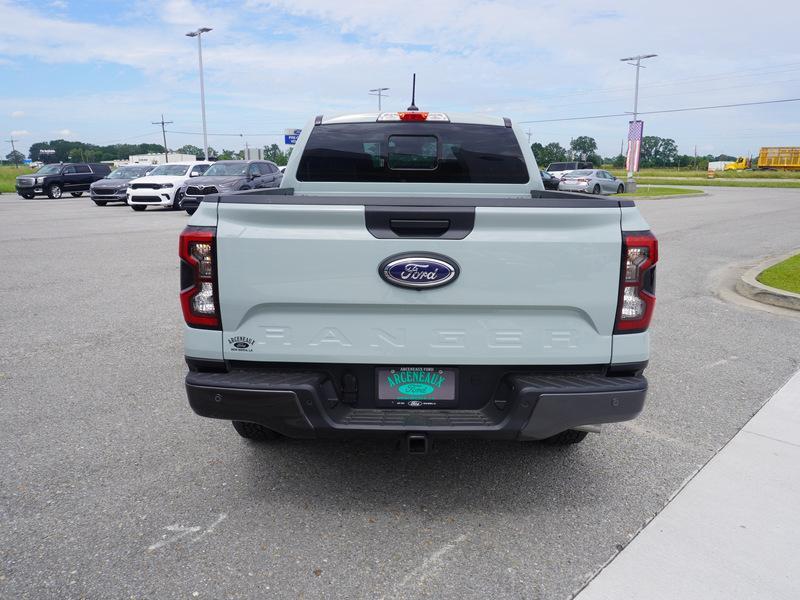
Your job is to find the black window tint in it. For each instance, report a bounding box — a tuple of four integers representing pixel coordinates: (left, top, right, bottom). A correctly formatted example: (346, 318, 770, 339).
(63, 166, 76, 174)
(297, 122, 529, 183)
(75, 165, 91, 174)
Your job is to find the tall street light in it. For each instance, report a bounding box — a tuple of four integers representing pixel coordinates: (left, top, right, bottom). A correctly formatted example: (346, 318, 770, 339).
(186, 27, 213, 161)
(369, 87, 389, 111)
(620, 53, 657, 182)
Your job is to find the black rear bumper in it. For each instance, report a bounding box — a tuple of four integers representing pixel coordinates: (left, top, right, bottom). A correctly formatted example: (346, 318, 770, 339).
(185, 366, 647, 441)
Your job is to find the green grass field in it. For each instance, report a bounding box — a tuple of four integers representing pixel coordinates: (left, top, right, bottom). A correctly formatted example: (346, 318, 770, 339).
(0, 165, 35, 193)
(618, 186, 704, 197)
(608, 168, 800, 180)
(757, 254, 800, 294)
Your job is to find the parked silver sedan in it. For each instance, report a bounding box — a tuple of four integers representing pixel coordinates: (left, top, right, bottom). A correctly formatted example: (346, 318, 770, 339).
(558, 169, 626, 195)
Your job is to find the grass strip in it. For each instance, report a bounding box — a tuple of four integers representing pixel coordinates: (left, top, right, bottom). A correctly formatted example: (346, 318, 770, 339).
(757, 254, 800, 294)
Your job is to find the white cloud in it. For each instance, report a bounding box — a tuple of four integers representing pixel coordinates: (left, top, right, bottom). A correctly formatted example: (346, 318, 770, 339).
(11, 110, 25, 118)
(56, 129, 74, 137)
(1, 0, 799, 157)
(10, 129, 30, 137)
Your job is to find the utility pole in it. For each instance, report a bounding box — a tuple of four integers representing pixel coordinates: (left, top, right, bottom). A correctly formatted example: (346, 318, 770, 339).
(525, 128, 533, 145)
(620, 53, 657, 183)
(369, 87, 389, 111)
(5, 136, 20, 168)
(693, 144, 697, 172)
(186, 27, 213, 160)
(151, 114, 173, 163)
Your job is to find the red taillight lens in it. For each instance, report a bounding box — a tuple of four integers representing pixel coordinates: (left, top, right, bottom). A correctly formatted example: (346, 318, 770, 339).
(179, 226, 220, 329)
(398, 111, 429, 121)
(615, 231, 658, 334)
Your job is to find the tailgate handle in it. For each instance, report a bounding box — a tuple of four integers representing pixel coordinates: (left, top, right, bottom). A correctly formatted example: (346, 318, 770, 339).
(390, 219, 450, 236)
(365, 206, 475, 239)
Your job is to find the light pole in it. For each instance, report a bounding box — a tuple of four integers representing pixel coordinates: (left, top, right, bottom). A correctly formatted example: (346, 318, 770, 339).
(186, 27, 213, 161)
(369, 87, 389, 111)
(620, 53, 657, 182)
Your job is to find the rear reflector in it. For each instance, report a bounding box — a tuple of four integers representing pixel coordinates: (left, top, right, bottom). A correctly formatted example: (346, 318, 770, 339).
(614, 231, 658, 334)
(179, 226, 220, 329)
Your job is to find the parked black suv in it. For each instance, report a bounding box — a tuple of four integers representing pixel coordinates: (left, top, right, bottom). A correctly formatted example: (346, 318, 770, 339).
(16, 163, 112, 199)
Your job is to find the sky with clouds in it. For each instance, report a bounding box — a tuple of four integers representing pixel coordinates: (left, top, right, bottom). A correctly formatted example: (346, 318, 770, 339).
(1, 0, 799, 160)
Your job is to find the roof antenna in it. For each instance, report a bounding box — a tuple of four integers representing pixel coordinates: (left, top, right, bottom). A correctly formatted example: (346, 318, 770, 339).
(407, 73, 418, 111)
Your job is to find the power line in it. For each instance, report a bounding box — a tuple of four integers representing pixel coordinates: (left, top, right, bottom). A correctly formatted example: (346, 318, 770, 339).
(151, 114, 173, 162)
(494, 61, 800, 105)
(165, 129, 285, 136)
(519, 97, 800, 124)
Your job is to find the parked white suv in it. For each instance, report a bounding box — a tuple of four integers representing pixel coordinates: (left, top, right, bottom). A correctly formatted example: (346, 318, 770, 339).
(127, 162, 211, 211)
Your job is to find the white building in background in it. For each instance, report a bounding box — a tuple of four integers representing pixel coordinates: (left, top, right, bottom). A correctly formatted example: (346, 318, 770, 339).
(127, 153, 199, 165)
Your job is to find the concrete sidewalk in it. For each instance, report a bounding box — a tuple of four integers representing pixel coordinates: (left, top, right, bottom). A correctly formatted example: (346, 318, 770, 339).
(576, 370, 800, 600)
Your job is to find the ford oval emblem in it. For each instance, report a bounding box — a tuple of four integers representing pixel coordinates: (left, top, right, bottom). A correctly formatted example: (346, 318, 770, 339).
(379, 253, 459, 290)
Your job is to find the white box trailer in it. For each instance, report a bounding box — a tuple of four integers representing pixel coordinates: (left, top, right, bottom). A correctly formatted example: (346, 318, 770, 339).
(707, 161, 732, 171)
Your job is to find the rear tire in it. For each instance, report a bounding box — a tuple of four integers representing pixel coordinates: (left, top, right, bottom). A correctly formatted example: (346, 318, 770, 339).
(232, 421, 280, 441)
(47, 184, 63, 199)
(542, 429, 588, 445)
(131, 205, 146, 211)
(617, 184, 625, 194)
(592, 184, 601, 195)
(93, 200, 107, 206)
(71, 192, 83, 197)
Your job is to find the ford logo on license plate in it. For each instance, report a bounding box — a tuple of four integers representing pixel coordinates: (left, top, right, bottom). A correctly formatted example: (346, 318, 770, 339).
(379, 253, 459, 290)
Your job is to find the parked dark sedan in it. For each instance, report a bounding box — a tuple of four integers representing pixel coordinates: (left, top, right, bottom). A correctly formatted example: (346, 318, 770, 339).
(178, 160, 283, 215)
(540, 170, 560, 190)
(90, 164, 155, 206)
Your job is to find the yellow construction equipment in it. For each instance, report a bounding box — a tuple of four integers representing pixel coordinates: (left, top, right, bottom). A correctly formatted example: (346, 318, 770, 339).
(757, 147, 800, 171)
(721, 148, 800, 171)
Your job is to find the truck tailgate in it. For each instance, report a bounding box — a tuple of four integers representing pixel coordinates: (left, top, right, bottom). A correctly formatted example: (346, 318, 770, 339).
(216, 199, 622, 365)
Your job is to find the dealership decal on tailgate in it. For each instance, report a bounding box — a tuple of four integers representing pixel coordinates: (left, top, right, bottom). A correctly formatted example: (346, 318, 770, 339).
(376, 367, 457, 408)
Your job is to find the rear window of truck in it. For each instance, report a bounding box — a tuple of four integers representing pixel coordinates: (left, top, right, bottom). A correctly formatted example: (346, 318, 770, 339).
(296, 122, 529, 183)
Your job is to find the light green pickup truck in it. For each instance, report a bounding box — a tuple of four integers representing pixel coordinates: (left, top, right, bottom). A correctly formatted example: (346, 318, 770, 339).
(179, 110, 658, 453)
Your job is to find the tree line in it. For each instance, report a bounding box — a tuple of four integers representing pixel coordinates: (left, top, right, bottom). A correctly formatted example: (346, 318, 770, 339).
(531, 135, 736, 169)
(10, 135, 735, 171)
(18, 139, 293, 166)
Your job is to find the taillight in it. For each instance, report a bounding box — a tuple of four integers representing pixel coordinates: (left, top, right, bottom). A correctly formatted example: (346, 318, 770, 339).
(615, 231, 658, 334)
(179, 226, 220, 329)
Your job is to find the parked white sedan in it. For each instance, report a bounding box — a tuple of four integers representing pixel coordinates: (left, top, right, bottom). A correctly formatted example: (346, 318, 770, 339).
(558, 169, 626, 195)
(127, 162, 211, 211)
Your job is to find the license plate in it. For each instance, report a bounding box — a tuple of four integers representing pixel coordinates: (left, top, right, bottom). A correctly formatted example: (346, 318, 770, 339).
(376, 367, 457, 408)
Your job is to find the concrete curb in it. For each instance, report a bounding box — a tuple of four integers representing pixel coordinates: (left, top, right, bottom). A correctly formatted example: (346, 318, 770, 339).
(735, 251, 800, 311)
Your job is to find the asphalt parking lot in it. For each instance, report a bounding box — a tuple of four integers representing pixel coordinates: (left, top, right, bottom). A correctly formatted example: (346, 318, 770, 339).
(2, 189, 799, 599)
